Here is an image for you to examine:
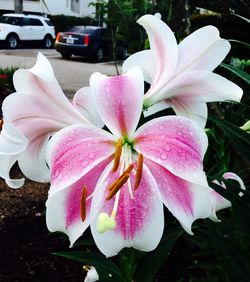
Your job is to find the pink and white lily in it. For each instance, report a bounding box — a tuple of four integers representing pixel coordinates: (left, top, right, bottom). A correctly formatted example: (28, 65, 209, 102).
(210, 172, 246, 221)
(0, 53, 102, 188)
(123, 14, 243, 127)
(46, 67, 212, 257)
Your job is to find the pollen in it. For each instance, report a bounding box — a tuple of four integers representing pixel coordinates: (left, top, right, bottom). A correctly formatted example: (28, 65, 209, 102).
(106, 173, 130, 200)
(80, 186, 87, 222)
(112, 138, 123, 172)
(134, 153, 143, 190)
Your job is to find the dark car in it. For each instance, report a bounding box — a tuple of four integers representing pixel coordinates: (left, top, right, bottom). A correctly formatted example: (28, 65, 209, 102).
(55, 26, 128, 62)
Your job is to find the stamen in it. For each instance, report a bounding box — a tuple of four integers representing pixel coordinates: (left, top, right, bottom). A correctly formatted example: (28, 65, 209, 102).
(0, 119, 3, 131)
(106, 173, 130, 200)
(113, 138, 123, 172)
(80, 186, 87, 222)
(107, 164, 133, 191)
(83, 265, 91, 272)
(134, 153, 144, 190)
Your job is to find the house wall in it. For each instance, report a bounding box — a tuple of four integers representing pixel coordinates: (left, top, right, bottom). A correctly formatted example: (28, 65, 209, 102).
(0, 0, 97, 17)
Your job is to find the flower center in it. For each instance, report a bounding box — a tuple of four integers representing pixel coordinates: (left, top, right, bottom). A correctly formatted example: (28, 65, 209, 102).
(96, 139, 144, 233)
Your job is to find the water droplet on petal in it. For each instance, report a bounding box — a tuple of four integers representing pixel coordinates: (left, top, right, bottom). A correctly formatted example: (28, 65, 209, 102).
(88, 153, 95, 160)
(161, 153, 167, 160)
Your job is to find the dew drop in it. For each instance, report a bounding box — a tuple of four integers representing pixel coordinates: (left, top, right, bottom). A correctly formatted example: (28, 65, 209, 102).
(88, 153, 95, 160)
(161, 153, 167, 160)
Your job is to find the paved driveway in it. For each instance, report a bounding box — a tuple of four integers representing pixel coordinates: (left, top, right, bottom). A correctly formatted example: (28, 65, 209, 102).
(0, 49, 122, 98)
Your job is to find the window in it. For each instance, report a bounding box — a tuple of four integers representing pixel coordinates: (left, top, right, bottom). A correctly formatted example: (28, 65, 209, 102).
(30, 18, 43, 26)
(22, 18, 31, 26)
(0, 16, 22, 26)
(44, 19, 53, 26)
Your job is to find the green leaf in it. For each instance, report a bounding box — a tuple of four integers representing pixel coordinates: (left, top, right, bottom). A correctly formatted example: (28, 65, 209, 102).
(53, 251, 125, 282)
(220, 63, 250, 84)
(229, 39, 250, 49)
(208, 115, 250, 164)
(135, 227, 183, 282)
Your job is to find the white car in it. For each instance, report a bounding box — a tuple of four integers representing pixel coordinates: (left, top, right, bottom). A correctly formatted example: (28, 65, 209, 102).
(0, 13, 55, 49)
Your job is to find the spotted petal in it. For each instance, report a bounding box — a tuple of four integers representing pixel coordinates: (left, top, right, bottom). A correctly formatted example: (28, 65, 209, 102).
(134, 116, 208, 186)
(90, 164, 164, 257)
(46, 124, 115, 194)
(90, 66, 144, 139)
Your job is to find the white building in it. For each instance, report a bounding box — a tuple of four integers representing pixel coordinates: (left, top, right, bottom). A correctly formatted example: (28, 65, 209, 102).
(0, 0, 97, 17)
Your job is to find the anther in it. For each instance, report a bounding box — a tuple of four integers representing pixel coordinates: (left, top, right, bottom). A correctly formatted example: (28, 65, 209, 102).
(80, 186, 87, 222)
(106, 173, 130, 200)
(108, 164, 133, 191)
(112, 138, 123, 172)
(0, 119, 3, 131)
(134, 153, 143, 190)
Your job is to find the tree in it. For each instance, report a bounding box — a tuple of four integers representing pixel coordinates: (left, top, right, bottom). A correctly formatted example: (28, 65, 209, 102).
(14, 0, 23, 14)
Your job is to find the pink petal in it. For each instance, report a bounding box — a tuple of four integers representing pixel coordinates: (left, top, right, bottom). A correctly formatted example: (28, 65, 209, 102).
(2, 53, 91, 184)
(0, 122, 27, 188)
(134, 116, 208, 186)
(145, 159, 211, 233)
(137, 14, 178, 87)
(90, 164, 164, 257)
(210, 172, 245, 221)
(176, 26, 230, 73)
(169, 72, 243, 103)
(90, 66, 144, 138)
(72, 87, 104, 128)
(172, 100, 208, 128)
(46, 159, 111, 246)
(18, 134, 51, 182)
(122, 50, 155, 84)
(47, 124, 115, 194)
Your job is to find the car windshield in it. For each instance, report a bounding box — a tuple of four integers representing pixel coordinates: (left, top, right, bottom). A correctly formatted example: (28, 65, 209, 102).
(67, 26, 100, 34)
(0, 16, 22, 26)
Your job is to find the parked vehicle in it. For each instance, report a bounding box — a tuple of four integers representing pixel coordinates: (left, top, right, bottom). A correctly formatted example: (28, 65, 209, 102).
(55, 26, 128, 62)
(0, 13, 55, 49)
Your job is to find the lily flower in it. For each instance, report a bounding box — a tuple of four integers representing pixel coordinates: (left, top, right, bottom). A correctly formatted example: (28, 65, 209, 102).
(210, 172, 246, 221)
(123, 14, 243, 127)
(0, 53, 102, 188)
(84, 266, 99, 282)
(46, 67, 212, 257)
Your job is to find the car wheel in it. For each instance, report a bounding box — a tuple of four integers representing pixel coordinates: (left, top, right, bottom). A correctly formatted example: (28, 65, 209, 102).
(44, 35, 53, 48)
(61, 52, 72, 60)
(6, 34, 19, 49)
(95, 48, 104, 62)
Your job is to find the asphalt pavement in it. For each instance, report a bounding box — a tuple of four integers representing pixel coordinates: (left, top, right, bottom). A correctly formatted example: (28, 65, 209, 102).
(0, 48, 122, 98)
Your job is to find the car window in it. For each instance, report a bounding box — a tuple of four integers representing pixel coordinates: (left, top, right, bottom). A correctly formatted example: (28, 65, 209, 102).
(44, 19, 53, 26)
(30, 18, 43, 26)
(68, 26, 84, 33)
(22, 18, 31, 26)
(0, 16, 22, 26)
